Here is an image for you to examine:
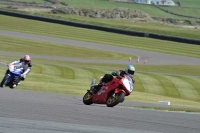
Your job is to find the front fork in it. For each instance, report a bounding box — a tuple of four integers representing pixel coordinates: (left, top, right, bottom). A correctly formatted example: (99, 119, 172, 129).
(7, 74, 20, 85)
(113, 89, 126, 102)
(114, 88, 126, 95)
(6, 74, 12, 84)
(109, 89, 125, 99)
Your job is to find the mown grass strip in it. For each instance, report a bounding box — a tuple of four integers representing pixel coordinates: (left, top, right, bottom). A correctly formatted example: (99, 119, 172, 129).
(82, 67, 109, 82)
(1, 15, 200, 58)
(147, 74, 180, 98)
(1, 0, 200, 40)
(179, 77, 200, 99)
(136, 73, 165, 95)
(54, 0, 200, 19)
(133, 75, 146, 92)
(164, 76, 200, 101)
(40, 13, 200, 39)
(1, 56, 200, 106)
(128, 106, 200, 113)
(2, 55, 200, 76)
(126, 91, 200, 107)
(136, 65, 200, 76)
(0, 35, 133, 60)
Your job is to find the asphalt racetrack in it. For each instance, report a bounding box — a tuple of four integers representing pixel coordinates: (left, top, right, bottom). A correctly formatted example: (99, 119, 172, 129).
(0, 30, 200, 133)
(0, 88, 200, 133)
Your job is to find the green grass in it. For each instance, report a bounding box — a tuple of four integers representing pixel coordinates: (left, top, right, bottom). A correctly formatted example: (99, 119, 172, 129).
(14, 0, 189, 18)
(136, 65, 200, 76)
(16, 0, 200, 9)
(174, 0, 200, 8)
(0, 35, 134, 60)
(120, 106, 200, 113)
(0, 11, 200, 110)
(160, 6, 200, 19)
(36, 13, 200, 38)
(1, 1, 200, 39)
(52, 0, 200, 19)
(1, 15, 200, 58)
(127, 91, 200, 108)
(1, 55, 200, 108)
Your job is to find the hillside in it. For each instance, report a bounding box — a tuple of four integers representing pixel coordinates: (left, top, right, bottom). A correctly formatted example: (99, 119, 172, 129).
(0, 0, 199, 39)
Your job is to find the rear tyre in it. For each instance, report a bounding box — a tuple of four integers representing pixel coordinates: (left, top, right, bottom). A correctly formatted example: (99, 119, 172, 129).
(0, 75, 9, 88)
(83, 91, 93, 105)
(106, 92, 125, 107)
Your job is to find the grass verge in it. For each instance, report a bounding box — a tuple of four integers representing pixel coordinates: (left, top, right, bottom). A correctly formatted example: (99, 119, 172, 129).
(1, 0, 200, 40)
(122, 106, 200, 113)
(1, 15, 200, 58)
(0, 35, 134, 60)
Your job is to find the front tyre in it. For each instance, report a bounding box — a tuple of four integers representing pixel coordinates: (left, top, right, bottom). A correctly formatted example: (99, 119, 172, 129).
(83, 91, 93, 105)
(106, 92, 125, 107)
(0, 75, 9, 88)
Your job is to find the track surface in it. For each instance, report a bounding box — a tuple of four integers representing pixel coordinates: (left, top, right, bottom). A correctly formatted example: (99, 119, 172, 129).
(0, 30, 200, 133)
(0, 88, 200, 133)
(1, 30, 200, 65)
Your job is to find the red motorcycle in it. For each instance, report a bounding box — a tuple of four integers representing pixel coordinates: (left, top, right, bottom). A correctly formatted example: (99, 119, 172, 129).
(83, 73, 134, 107)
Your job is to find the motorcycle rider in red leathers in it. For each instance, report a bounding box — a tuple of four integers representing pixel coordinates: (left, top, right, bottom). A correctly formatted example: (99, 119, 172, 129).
(89, 64, 135, 94)
(4, 55, 32, 88)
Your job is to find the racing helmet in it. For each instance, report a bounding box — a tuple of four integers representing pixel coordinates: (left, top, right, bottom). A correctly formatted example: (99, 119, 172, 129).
(125, 65, 135, 75)
(24, 55, 31, 64)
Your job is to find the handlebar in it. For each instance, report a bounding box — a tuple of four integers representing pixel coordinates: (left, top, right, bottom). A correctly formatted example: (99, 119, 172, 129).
(112, 72, 122, 79)
(116, 75, 122, 79)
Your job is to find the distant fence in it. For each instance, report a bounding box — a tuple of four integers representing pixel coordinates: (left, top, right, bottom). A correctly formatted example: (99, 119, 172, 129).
(0, 10, 200, 45)
(155, 5, 200, 20)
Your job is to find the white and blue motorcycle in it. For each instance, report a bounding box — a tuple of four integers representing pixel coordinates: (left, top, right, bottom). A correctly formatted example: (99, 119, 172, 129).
(0, 64, 23, 89)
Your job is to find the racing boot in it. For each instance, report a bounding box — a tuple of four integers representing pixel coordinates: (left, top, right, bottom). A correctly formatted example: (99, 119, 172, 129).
(88, 78, 96, 94)
(17, 81, 21, 85)
(11, 84, 16, 89)
(93, 81, 105, 93)
(88, 85, 96, 94)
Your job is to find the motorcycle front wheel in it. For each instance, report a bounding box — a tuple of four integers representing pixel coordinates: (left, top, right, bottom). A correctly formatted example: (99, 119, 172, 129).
(83, 91, 93, 105)
(0, 75, 9, 88)
(106, 92, 125, 107)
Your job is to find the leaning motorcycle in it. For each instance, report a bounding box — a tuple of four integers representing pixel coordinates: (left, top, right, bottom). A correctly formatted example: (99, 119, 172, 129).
(0, 64, 23, 89)
(83, 73, 134, 107)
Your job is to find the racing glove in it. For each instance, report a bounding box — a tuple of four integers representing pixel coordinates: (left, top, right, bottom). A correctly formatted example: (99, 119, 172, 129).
(111, 72, 118, 76)
(20, 74, 26, 80)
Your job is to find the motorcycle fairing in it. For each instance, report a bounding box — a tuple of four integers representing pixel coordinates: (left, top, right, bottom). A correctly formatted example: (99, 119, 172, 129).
(92, 78, 121, 104)
(122, 75, 133, 93)
(7, 65, 23, 85)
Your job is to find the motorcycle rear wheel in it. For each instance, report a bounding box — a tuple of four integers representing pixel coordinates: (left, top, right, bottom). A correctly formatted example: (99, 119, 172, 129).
(0, 75, 9, 88)
(83, 91, 93, 105)
(106, 92, 125, 107)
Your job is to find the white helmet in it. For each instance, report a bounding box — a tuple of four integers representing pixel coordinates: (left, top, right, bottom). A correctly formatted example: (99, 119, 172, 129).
(23, 55, 31, 64)
(125, 65, 135, 75)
